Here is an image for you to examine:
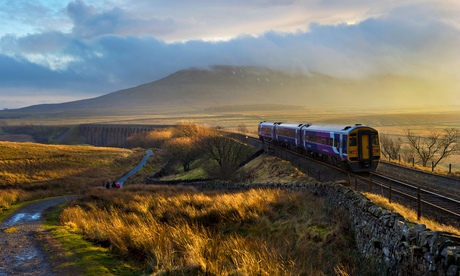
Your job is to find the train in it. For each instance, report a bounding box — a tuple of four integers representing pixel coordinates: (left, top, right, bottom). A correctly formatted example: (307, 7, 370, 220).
(258, 121, 380, 172)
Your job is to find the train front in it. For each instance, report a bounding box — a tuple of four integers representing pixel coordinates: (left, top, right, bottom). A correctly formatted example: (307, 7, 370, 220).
(346, 125, 380, 172)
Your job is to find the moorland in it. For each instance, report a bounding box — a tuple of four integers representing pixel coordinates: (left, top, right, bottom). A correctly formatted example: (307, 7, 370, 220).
(0, 139, 376, 275)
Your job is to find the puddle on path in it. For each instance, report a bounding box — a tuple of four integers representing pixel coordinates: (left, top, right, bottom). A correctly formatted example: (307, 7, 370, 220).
(4, 213, 41, 226)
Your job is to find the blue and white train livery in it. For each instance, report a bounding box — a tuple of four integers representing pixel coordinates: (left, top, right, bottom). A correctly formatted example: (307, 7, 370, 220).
(258, 121, 380, 172)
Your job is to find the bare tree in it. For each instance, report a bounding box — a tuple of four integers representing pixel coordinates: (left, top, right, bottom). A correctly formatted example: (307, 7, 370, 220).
(163, 137, 201, 171)
(194, 132, 253, 179)
(126, 128, 173, 148)
(173, 122, 209, 138)
(405, 128, 460, 168)
(380, 134, 402, 160)
(237, 123, 248, 134)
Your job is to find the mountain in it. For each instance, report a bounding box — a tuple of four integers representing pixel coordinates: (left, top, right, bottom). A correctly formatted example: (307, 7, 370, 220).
(0, 65, 449, 118)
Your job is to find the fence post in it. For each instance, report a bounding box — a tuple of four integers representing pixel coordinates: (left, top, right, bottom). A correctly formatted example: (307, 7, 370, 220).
(412, 157, 415, 168)
(417, 188, 421, 221)
(431, 161, 434, 172)
(389, 180, 392, 204)
(398, 155, 401, 164)
(449, 164, 452, 174)
(369, 174, 373, 191)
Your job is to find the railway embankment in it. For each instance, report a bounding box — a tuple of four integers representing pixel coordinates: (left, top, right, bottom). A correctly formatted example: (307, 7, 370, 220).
(147, 179, 460, 275)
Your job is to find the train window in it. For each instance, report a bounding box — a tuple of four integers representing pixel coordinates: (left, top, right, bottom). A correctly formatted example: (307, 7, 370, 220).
(372, 134, 379, 145)
(349, 137, 357, 146)
(334, 139, 339, 148)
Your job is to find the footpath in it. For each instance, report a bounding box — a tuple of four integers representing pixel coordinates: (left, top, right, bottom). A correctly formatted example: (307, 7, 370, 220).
(117, 149, 153, 187)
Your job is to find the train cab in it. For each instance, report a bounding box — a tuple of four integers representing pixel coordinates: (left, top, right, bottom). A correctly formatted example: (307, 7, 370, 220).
(346, 125, 380, 172)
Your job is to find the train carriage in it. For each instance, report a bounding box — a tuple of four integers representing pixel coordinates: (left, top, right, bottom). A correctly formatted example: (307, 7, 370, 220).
(258, 121, 276, 141)
(273, 122, 304, 150)
(258, 121, 380, 172)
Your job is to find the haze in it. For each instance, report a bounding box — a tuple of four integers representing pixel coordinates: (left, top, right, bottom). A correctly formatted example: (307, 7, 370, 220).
(0, 0, 459, 110)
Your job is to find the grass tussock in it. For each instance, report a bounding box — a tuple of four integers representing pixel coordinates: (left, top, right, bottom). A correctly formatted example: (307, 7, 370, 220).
(0, 189, 24, 211)
(59, 185, 370, 275)
(364, 193, 460, 236)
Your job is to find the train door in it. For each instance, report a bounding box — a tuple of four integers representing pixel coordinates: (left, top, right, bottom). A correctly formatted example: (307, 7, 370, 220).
(358, 131, 373, 167)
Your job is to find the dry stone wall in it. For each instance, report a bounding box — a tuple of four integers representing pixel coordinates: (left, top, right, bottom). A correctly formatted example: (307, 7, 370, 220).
(149, 180, 460, 275)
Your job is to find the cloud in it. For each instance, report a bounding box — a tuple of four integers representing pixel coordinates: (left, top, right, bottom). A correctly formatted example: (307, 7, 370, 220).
(0, 0, 459, 109)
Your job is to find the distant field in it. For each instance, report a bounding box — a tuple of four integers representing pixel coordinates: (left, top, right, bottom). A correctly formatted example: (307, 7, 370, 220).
(0, 141, 144, 193)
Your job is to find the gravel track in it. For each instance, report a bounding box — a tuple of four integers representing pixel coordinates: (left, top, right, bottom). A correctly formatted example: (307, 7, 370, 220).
(0, 197, 75, 276)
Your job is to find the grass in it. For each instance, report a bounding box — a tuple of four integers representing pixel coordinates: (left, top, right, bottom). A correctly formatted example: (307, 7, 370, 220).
(0, 141, 134, 186)
(40, 202, 144, 275)
(0, 141, 145, 214)
(57, 185, 371, 275)
(364, 193, 460, 236)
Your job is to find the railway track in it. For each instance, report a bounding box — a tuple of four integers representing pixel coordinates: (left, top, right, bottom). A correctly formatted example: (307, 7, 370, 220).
(235, 133, 460, 228)
(369, 172, 460, 225)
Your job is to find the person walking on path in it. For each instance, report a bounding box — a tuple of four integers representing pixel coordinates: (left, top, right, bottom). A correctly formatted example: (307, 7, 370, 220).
(105, 181, 110, 189)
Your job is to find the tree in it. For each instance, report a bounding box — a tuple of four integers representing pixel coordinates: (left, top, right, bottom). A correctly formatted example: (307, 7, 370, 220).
(405, 128, 460, 168)
(126, 128, 173, 148)
(380, 134, 402, 160)
(194, 132, 253, 179)
(173, 122, 209, 138)
(163, 137, 201, 172)
(237, 123, 248, 134)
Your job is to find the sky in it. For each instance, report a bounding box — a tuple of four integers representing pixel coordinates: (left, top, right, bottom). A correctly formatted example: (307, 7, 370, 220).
(0, 0, 459, 109)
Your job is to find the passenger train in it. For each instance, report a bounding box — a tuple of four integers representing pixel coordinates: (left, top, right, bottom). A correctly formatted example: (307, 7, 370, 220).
(258, 121, 380, 172)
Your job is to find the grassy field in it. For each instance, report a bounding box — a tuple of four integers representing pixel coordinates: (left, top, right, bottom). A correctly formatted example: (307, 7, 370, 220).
(58, 185, 372, 275)
(0, 141, 147, 211)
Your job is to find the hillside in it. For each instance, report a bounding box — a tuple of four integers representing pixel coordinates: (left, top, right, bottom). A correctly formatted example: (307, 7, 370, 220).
(0, 65, 450, 121)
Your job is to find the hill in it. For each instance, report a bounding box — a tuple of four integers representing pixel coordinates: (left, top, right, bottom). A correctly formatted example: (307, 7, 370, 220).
(0, 65, 450, 122)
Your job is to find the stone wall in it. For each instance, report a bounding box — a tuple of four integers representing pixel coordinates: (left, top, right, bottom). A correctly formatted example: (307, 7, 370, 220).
(148, 180, 460, 275)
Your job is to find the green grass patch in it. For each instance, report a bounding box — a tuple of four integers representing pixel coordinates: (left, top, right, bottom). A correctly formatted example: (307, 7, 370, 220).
(161, 166, 208, 180)
(42, 203, 145, 276)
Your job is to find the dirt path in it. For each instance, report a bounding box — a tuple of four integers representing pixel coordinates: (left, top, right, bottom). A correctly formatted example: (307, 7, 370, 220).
(0, 197, 74, 276)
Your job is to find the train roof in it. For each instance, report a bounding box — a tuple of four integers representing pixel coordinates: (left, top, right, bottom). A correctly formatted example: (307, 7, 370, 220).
(304, 124, 368, 132)
(259, 121, 377, 133)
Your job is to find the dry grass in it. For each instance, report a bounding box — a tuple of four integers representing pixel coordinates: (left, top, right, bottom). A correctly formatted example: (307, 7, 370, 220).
(0, 189, 24, 211)
(0, 141, 133, 185)
(0, 141, 145, 212)
(59, 185, 369, 275)
(241, 155, 312, 183)
(364, 193, 460, 236)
